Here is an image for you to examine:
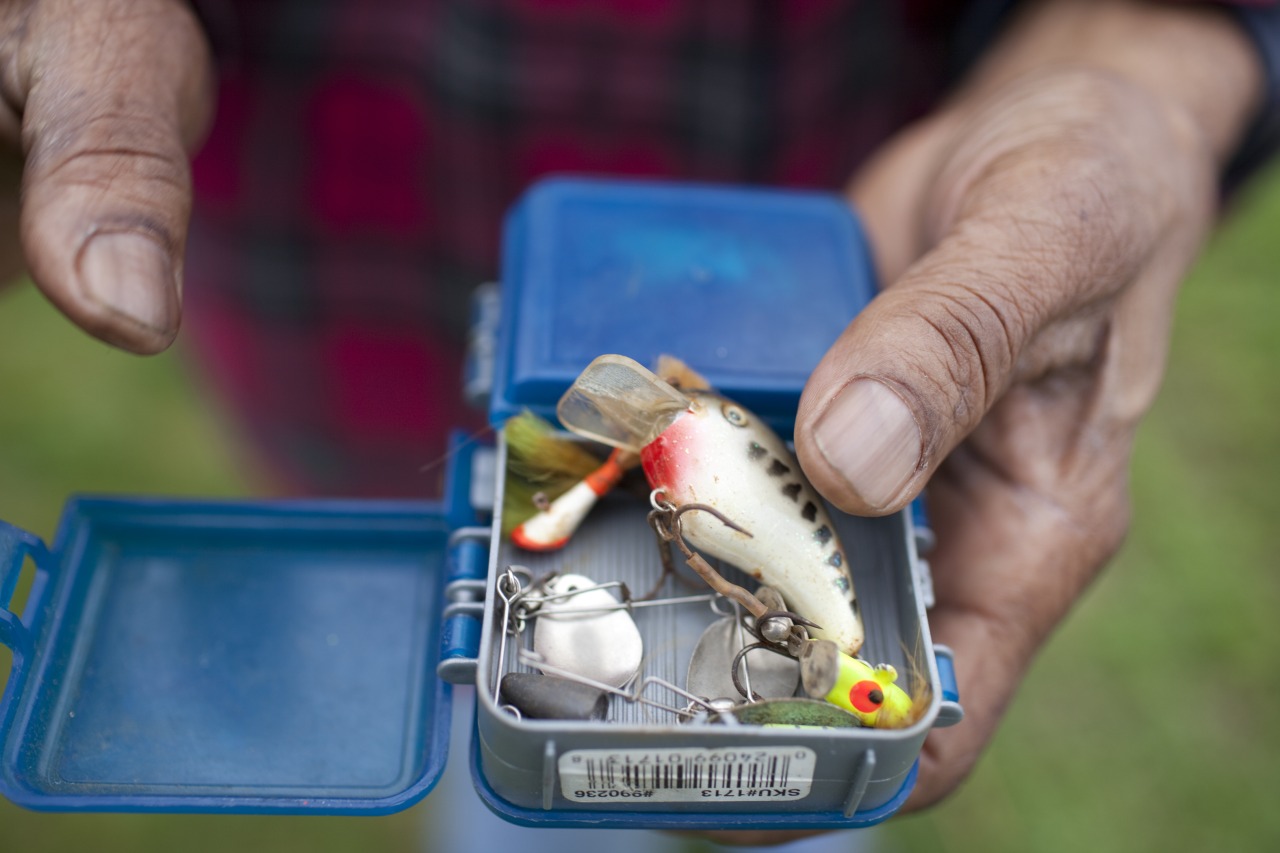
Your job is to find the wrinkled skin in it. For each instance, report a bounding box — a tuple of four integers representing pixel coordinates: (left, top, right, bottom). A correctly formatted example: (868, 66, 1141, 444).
(0, 0, 1262, 846)
(0, 0, 212, 351)
(778, 0, 1258, 844)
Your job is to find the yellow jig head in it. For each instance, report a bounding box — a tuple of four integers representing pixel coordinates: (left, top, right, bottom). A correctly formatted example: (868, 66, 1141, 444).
(799, 640, 918, 729)
(825, 656, 915, 728)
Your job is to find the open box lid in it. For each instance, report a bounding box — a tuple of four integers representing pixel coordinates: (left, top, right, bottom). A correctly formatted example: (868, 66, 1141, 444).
(490, 178, 879, 435)
(0, 484, 478, 814)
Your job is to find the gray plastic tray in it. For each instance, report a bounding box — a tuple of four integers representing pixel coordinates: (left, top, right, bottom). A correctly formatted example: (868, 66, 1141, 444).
(470, 437, 948, 821)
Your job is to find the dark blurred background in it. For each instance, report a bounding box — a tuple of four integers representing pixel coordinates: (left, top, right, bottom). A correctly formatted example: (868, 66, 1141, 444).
(2, 165, 1278, 852)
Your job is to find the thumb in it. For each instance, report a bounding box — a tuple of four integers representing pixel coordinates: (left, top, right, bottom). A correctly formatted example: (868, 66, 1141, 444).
(794, 242, 1037, 515)
(794, 85, 1174, 514)
(5, 0, 213, 353)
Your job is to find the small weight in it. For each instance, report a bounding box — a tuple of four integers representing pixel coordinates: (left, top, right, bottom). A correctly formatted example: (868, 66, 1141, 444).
(499, 673, 610, 721)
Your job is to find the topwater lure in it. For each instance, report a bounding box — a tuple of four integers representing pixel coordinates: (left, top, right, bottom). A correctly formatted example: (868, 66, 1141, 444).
(556, 354, 864, 656)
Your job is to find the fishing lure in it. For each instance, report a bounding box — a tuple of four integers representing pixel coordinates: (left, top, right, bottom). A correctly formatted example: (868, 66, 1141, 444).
(556, 354, 864, 656)
(531, 573, 644, 688)
(511, 447, 636, 551)
(502, 412, 605, 536)
(501, 410, 640, 551)
(686, 614, 800, 703)
(794, 638, 925, 728)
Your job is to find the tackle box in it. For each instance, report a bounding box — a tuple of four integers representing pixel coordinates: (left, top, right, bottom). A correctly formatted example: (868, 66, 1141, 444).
(0, 178, 961, 829)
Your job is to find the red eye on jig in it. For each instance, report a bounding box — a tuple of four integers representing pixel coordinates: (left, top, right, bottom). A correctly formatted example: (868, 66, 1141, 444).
(849, 680, 885, 714)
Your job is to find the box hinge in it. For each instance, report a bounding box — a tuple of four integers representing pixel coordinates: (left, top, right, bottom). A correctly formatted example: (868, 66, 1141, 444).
(437, 526, 491, 685)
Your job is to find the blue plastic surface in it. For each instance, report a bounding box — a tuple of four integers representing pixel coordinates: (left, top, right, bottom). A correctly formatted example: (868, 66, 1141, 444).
(937, 648, 960, 704)
(0, 498, 456, 813)
(492, 178, 879, 433)
(0, 523, 48, 667)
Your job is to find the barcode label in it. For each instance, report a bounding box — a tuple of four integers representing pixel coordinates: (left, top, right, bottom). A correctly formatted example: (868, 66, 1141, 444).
(559, 747, 815, 803)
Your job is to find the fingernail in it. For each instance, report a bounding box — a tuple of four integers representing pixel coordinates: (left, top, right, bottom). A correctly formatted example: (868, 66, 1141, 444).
(813, 379, 921, 510)
(77, 232, 178, 335)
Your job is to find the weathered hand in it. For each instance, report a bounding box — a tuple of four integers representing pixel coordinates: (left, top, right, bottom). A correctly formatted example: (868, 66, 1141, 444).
(0, 0, 212, 353)
(793, 0, 1261, 814)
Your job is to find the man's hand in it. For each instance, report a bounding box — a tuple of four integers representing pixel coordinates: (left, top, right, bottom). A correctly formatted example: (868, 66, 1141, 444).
(792, 0, 1262, 814)
(0, 0, 213, 353)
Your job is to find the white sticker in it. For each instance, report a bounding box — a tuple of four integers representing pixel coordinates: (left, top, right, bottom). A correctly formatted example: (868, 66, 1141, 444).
(559, 746, 815, 803)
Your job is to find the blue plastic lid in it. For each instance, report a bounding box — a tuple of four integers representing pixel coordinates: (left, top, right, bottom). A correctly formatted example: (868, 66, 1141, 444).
(491, 178, 879, 435)
(0, 498, 454, 814)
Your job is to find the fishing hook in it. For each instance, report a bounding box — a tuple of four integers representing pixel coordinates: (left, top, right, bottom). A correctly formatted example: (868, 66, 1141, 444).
(648, 500, 770, 616)
(649, 498, 821, 651)
(730, 641, 796, 702)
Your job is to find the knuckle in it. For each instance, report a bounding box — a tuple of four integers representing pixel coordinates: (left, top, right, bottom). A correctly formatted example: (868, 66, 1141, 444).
(922, 298, 992, 424)
(27, 108, 188, 180)
(23, 110, 191, 246)
(891, 275, 1026, 431)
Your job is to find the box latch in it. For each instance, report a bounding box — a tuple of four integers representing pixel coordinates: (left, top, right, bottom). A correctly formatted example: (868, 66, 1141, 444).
(933, 645, 965, 727)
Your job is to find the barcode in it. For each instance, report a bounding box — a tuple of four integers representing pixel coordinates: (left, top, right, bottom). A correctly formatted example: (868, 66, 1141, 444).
(560, 747, 816, 803)
(584, 755, 793, 790)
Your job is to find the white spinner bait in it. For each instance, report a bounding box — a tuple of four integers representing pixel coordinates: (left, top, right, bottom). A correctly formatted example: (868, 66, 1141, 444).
(531, 573, 644, 688)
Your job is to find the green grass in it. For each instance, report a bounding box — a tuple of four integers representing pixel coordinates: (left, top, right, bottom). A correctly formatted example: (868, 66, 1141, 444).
(2, 164, 1279, 851)
(0, 285, 255, 539)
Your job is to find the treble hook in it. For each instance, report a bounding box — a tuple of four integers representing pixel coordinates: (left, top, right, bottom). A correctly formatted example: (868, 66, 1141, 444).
(641, 503, 679, 601)
(645, 499, 773, 617)
(646, 496, 823, 657)
(639, 490, 705, 600)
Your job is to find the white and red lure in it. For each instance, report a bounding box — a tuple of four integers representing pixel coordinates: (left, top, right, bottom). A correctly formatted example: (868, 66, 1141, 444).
(556, 354, 864, 656)
(510, 448, 633, 551)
